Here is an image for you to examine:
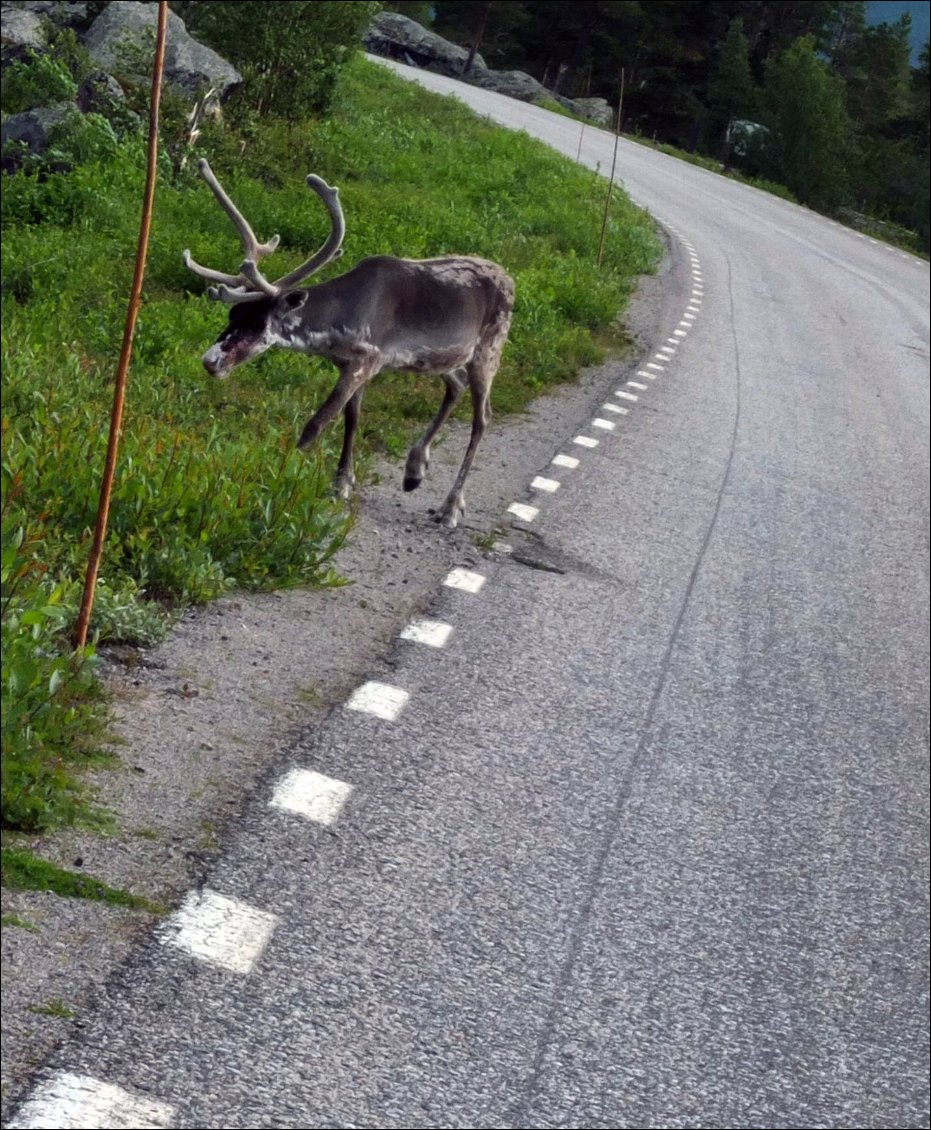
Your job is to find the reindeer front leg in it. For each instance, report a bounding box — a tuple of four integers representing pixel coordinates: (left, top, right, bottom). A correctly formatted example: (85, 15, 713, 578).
(334, 387, 364, 499)
(297, 357, 379, 495)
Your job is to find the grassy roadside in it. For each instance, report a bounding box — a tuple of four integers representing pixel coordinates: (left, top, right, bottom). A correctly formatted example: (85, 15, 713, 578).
(1, 54, 662, 842)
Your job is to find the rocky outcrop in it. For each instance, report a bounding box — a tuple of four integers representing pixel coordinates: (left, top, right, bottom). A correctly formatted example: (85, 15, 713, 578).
(364, 11, 615, 127)
(8, 2, 86, 27)
(0, 1, 238, 167)
(1, 1, 86, 64)
(83, 1, 240, 100)
(467, 66, 550, 102)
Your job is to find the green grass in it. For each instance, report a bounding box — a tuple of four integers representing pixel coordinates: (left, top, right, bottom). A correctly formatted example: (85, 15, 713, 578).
(27, 998, 76, 1019)
(1, 54, 661, 838)
(0, 848, 162, 911)
(1, 912, 41, 933)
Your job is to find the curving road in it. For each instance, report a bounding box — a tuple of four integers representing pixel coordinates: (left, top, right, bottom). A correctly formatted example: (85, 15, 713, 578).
(5, 61, 929, 1130)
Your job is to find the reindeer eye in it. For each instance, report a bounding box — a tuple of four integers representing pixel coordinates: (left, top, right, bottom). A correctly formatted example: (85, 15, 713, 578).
(285, 291, 305, 309)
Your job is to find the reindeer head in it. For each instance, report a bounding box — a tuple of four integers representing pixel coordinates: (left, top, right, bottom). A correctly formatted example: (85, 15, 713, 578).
(184, 159, 344, 376)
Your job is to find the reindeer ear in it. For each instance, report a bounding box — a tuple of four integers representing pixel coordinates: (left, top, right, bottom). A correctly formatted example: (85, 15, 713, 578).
(284, 291, 307, 310)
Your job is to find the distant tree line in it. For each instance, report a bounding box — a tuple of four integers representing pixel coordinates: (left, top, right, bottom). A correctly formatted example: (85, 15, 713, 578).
(389, 1, 930, 248)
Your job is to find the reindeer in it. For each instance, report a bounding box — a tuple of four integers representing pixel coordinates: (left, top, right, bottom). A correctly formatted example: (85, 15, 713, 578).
(184, 159, 515, 529)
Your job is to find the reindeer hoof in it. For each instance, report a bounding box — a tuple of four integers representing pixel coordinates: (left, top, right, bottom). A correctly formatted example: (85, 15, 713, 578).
(403, 451, 428, 493)
(434, 502, 463, 529)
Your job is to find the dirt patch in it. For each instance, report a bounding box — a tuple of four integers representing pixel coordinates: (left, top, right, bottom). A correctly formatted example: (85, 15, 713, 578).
(0, 252, 673, 1111)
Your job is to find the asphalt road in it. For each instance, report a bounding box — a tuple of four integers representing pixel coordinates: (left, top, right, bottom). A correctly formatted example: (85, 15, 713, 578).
(5, 63, 929, 1130)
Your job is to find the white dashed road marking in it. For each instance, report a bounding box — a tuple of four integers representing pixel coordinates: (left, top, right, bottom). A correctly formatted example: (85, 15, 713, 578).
(157, 889, 277, 974)
(531, 476, 560, 492)
(508, 502, 540, 522)
(444, 567, 486, 593)
(552, 453, 580, 469)
(345, 681, 410, 720)
(400, 618, 454, 648)
(271, 768, 353, 825)
(5, 1072, 175, 1129)
(573, 435, 599, 448)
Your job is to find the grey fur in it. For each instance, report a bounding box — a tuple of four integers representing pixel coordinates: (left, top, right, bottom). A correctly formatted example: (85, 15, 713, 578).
(187, 165, 514, 527)
(199, 256, 514, 528)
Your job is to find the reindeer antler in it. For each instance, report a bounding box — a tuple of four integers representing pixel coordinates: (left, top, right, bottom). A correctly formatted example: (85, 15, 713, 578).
(183, 159, 346, 304)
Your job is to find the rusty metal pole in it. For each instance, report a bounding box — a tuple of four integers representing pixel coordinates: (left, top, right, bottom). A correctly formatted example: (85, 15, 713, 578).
(73, 1, 169, 649)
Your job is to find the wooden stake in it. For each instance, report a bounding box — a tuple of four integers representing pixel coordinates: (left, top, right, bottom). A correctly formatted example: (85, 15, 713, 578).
(73, 2, 168, 649)
(576, 61, 593, 163)
(597, 69, 625, 270)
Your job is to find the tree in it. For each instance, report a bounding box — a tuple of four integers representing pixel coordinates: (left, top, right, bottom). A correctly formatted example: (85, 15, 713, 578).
(706, 18, 759, 149)
(833, 15, 912, 135)
(758, 35, 852, 210)
(431, 1, 532, 72)
(382, 1, 435, 23)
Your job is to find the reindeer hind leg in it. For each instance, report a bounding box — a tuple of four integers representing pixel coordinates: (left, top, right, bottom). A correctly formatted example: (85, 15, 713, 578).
(435, 300, 511, 528)
(435, 363, 493, 529)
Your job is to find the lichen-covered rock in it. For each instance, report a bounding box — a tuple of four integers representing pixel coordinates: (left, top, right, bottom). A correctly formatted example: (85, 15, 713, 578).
(76, 69, 125, 113)
(83, 1, 241, 99)
(0, 101, 78, 170)
(571, 97, 614, 128)
(1, 3, 48, 54)
(364, 11, 485, 77)
(75, 69, 139, 133)
(468, 67, 550, 103)
(15, 2, 87, 29)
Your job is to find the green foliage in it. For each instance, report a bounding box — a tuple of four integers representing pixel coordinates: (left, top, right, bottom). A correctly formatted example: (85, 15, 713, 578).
(1, 514, 110, 833)
(0, 50, 77, 114)
(1, 912, 40, 932)
(758, 37, 853, 211)
(47, 111, 120, 168)
(707, 19, 759, 145)
(382, 1, 434, 22)
(834, 16, 913, 135)
(428, 2, 928, 248)
(182, 0, 382, 120)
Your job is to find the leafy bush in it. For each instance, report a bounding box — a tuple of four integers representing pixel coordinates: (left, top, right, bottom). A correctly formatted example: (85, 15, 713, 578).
(1, 514, 108, 832)
(182, 1, 382, 120)
(0, 51, 78, 114)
